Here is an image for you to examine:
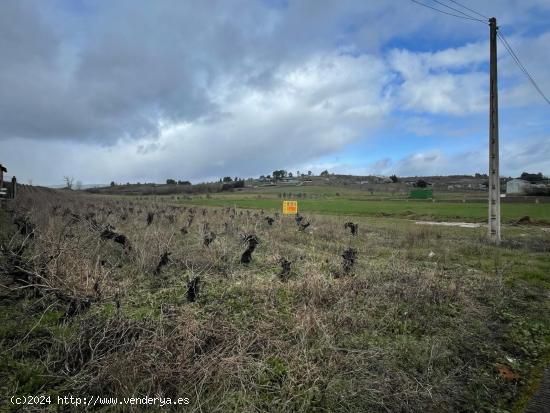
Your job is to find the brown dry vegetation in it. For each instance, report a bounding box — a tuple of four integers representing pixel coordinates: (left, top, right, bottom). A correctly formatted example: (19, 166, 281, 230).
(1, 187, 549, 412)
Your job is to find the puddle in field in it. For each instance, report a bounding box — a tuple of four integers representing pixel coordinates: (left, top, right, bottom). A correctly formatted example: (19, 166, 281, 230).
(415, 221, 484, 228)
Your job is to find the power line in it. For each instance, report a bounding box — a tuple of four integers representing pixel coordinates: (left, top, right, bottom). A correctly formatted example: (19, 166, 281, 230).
(409, 0, 486, 23)
(430, 0, 486, 22)
(446, 0, 489, 20)
(497, 31, 550, 105)
(409, 0, 549, 106)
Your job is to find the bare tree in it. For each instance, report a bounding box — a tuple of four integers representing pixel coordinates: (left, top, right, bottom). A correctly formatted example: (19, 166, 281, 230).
(75, 180, 83, 190)
(63, 176, 74, 190)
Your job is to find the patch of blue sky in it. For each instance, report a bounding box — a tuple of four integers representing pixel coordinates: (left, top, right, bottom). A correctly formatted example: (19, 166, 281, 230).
(383, 34, 477, 55)
(262, 0, 289, 11)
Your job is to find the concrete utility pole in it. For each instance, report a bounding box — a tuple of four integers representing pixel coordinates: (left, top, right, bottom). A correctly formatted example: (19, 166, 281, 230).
(488, 17, 501, 244)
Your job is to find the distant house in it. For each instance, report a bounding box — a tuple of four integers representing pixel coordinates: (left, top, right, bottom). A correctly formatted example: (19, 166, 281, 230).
(0, 164, 6, 188)
(0, 163, 16, 199)
(506, 178, 530, 194)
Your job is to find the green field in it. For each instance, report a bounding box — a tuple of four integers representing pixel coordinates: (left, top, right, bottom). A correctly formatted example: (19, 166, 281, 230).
(172, 195, 550, 223)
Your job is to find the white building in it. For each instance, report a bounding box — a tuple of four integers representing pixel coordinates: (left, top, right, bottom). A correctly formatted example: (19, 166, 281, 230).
(506, 179, 530, 194)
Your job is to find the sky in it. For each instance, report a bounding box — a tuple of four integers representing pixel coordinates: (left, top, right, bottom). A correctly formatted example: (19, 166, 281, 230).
(1, 0, 549, 185)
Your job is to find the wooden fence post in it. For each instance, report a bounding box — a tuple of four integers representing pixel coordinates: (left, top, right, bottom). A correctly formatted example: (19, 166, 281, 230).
(11, 176, 17, 199)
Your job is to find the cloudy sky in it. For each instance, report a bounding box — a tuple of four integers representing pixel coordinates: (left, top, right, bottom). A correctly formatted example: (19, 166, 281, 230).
(1, 0, 549, 185)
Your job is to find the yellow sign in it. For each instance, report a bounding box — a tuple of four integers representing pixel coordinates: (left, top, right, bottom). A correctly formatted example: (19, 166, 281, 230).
(282, 200, 298, 214)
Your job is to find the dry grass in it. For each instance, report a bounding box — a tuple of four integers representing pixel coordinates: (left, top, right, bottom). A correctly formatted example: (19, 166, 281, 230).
(0, 187, 549, 412)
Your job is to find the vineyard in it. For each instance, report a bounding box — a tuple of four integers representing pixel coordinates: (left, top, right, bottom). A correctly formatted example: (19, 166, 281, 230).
(1, 187, 549, 412)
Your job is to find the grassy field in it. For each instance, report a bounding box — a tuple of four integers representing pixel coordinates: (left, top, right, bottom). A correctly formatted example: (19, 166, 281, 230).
(134, 185, 550, 223)
(1, 187, 549, 412)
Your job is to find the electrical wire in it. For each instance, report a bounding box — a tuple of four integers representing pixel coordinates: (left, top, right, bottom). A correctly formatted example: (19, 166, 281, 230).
(497, 31, 550, 105)
(446, 0, 489, 20)
(409, 0, 549, 106)
(430, 0, 487, 22)
(409, 0, 486, 23)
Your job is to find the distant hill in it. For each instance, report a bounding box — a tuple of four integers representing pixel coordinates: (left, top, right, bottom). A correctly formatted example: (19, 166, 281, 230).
(75, 174, 495, 197)
(47, 184, 108, 189)
(85, 180, 246, 196)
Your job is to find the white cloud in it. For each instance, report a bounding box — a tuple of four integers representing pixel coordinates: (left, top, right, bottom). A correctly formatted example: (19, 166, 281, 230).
(364, 135, 550, 178)
(388, 44, 488, 115)
(137, 52, 393, 180)
(498, 32, 550, 107)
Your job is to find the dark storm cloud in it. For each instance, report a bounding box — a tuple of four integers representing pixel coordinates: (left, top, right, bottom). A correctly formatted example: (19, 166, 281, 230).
(0, 0, 275, 143)
(0, 1, 68, 139)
